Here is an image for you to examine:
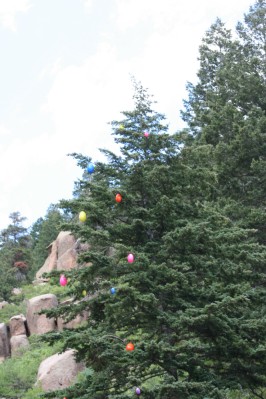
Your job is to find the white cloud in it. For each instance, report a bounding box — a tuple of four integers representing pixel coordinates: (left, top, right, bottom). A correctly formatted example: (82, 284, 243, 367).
(42, 42, 135, 158)
(0, 0, 31, 31)
(0, 128, 79, 229)
(39, 58, 63, 79)
(113, 0, 203, 32)
(41, 0, 253, 158)
(0, 125, 10, 137)
(83, 0, 93, 13)
(113, 0, 252, 32)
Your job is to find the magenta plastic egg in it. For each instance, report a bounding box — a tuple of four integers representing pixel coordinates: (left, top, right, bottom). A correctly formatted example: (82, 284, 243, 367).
(59, 275, 68, 286)
(127, 253, 134, 263)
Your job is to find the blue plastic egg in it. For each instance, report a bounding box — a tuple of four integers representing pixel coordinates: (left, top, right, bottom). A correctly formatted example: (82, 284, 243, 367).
(87, 163, 94, 174)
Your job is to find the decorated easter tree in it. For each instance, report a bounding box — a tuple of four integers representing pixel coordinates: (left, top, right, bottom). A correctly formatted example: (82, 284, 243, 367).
(41, 77, 266, 399)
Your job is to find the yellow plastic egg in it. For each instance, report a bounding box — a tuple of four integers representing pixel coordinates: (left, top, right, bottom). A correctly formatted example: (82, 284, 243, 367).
(79, 211, 87, 222)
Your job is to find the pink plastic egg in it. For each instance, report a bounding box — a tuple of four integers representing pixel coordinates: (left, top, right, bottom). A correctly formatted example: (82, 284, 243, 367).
(127, 253, 134, 263)
(59, 274, 68, 286)
(144, 131, 149, 138)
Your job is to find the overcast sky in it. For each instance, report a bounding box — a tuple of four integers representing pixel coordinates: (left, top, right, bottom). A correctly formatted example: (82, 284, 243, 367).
(0, 0, 253, 230)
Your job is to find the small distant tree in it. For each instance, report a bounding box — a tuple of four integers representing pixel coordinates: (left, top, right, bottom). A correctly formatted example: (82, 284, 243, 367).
(0, 212, 32, 298)
(0, 212, 29, 247)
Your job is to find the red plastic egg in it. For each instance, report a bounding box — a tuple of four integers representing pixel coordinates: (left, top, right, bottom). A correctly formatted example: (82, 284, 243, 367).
(126, 342, 135, 351)
(115, 193, 122, 203)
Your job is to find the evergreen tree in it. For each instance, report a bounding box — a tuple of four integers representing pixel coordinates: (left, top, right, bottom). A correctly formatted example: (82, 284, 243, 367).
(0, 212, 32, 288)
(0, 211, 29, 248)
(0, 249, 17, 300)
(43, 80, 266, 399)
(181, 0, 266, 245)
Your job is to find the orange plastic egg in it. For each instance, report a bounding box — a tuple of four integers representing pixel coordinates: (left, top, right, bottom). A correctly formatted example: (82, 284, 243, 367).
(126, 342, 135, 351)
(115, 193, 122, 203)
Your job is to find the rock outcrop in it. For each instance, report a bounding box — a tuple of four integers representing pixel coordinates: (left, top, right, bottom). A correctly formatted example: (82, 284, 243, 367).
(35, 231, 91, 280)
(0, 231, 91, 383)
(36, 232, 77, 279)
(26, 294, 58, 335)
(0, 323, 10, 362)
(9, 314, 27, 337)
(10, 335, 29, 356)
(8, 314, 29, 356)
(36, 349, 84, 391)
(0, 292, 89, 362)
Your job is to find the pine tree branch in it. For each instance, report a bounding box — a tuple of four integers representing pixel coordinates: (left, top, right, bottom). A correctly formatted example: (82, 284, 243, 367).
(250, 387, 265, 399)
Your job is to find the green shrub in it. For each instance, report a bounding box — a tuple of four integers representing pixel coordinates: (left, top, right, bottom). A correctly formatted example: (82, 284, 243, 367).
(21, 386, 43, 399)
(0, 335, 63, 398)
(0, 302, 26, 324)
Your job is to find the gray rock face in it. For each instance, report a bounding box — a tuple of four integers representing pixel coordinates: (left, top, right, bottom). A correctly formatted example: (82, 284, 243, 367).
(57, 231, 76, 259)
(35, 231, 93, 280)
(36, 349, 84, 391)
(36, 240, 58, 279)
(36, 231, 77, 278)
(26, 294, 58, 335)
(9, 314, 27, 337)
(0, 323, 10, 362)
(10, 335, 29, 356)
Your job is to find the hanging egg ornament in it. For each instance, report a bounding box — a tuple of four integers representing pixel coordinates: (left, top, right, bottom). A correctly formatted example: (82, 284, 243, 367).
(135, 387, 141, 395)
(119, 124, 124, 130)
(82, 290, 87, 297)
(127, 253, 134, 263)
(87, 163, 94, 174)
(115, 193, 122, 203)
(144, 131, 149, 138)
(126, 342, 135, 351)
(59, 274, 68, 286)
(110, 287, 116, 294)
(79, 211, 87, 222)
